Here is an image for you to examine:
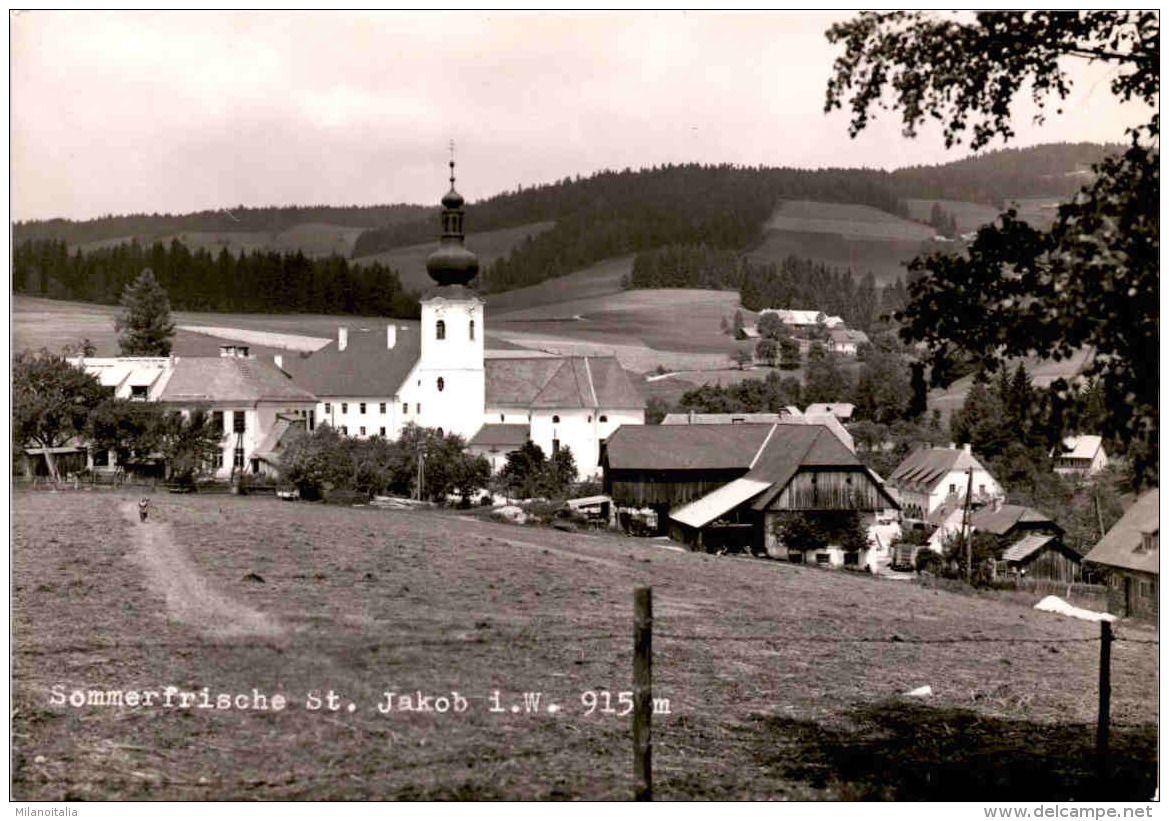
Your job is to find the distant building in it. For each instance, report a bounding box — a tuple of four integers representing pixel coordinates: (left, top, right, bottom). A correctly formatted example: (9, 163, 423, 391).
(805, 403, 854, 422)
(885, 444, 1004, 521)
(827, 329, 869, 356)
(757, 308, 827, 328)
(1083, 489, 1158, 619)
(1051, 435, 1108, 478)
(661, 410, 853, 453)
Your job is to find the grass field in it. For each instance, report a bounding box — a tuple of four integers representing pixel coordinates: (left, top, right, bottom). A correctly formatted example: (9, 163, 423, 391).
(12, 490, 1157, 800)
(486, 256, 633, 316)
(355, 221, 555, 293)
(72, 224, 370, 260)
(926, 350, 1095, 424)
(765, 201, 937, 242)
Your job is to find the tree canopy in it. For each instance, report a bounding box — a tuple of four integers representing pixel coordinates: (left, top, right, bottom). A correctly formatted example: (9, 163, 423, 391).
(13, 349, 108, 481)
(825, 10, 1159, 487)
(115, 268, 176, 355)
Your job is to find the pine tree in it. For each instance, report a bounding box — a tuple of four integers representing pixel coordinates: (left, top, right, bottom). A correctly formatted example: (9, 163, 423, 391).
(115, 268, 175, 356)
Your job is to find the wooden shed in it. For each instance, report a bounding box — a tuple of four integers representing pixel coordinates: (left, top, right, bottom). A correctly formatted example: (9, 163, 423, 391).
(1083, 489, 1158, 620)
(999, 534, 1082, 583)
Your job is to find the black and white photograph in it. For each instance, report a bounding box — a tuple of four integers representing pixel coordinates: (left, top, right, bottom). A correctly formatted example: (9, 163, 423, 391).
(9, 10, 1159, 807)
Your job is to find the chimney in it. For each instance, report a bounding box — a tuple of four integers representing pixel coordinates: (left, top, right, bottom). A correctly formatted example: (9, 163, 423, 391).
(219, 344, 249, 358)
(949, 442, 957, 450)
(338, 327, 348, 352)
(274, 354, 283, 370)
(386, 324, 396, 350)
(963, 443, 972, 454)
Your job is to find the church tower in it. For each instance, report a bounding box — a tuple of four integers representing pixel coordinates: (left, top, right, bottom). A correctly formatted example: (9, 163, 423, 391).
(414, 148, 485, 440)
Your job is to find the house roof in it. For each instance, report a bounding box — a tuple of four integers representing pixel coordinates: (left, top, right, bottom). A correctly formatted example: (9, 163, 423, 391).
(760, 309, 825, 326)
(604, 423, 777, 471)
(746, 425, 890, 511)
(254, 416, 306, 464)
(1005, 533, 1075, 566)
(156, 357, 317, 404)
(661, 411, 799, 425)
(1054, 435, 1104, 461)
(970, 504, 1062, 536)
(828, 329, 870, 345)
(670, 478, 772, 529)
(282, 325, 421, 399)
(1083, 489, 1159, 575)
(887, 446, 989, 491)
(468, 424, 530, 448)
(486, 356, 643, 410)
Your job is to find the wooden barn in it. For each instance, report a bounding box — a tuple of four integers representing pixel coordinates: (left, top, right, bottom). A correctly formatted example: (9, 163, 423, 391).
(602, 423, 898, 558)
(999, 534, 1083, 583)
(1083, 489, 1158, 620)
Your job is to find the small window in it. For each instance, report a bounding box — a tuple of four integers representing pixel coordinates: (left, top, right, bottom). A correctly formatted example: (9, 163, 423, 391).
(500, 414, 505, 422)
(324, 402, 332, 414)
(979, 484, 986, 495)
(379, 427, 386, 437)
(359, 426, 366, 436)
(341, 425, 348, 435)
(469, 319, 475, 340)
(250, 458, 260, 475)
(213, 451, 224, 469)
(342, 402, 348, 414)
(213, 410, 225, 432)
(308, 410, 315, 431)
(130, 385, 148, 401)
(437, 377, 445, 392)
(403, 403, 409, 415)
(379, 403, 386, 414)
(92, 449, 109, 467)
(436, 320, 446, 340)
(815, 553, 831, 565)
(949, 483, 957, 494)
(587, 415, 592, 423)
(234, 448, 245, 468)
(599, 415, 607, 423)
(360, 402, 366, 414)
(233, 413, 246, 434)
(552, 415, 560, 424)
(416, 403, 421, 414)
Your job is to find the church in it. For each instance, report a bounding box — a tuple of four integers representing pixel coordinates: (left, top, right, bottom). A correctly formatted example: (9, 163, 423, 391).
(284, 159, 645, 479)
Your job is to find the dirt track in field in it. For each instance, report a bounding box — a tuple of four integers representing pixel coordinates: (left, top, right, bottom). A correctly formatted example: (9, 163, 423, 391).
(120, 501, 283, 639)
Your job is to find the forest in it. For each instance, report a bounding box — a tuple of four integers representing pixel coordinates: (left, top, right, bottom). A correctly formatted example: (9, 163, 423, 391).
(12, 238, 420, 318)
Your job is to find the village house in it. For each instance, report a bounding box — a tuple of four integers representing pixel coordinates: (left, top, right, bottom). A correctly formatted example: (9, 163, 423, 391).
(1051, 435, 1108, 479)
(74, 345, 318, 479)
(601, 422, 897, 564)
(885, 443, 1004, 522)
(1083, 488, 1158, 619)
(283, 161, 645, 480)
(968, 504, 1080, 582)
(661, 409, 855, 453)
(827, 328, 869, 356)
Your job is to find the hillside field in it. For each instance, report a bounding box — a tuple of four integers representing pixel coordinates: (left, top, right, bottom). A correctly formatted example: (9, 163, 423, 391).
(355, 221, 556, 293)
(12, 490, 1157, 800)
(72, 224, 370, 260)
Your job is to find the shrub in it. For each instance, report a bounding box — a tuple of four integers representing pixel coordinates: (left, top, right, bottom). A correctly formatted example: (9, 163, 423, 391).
(323, 488, 369, 506)
(915, 549, 941, 574)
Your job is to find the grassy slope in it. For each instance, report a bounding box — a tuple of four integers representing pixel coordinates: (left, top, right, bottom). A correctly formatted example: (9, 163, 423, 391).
(12, 491, 1157, 800)
(354, 221, 556, 293)
(71, 225, 370, 260)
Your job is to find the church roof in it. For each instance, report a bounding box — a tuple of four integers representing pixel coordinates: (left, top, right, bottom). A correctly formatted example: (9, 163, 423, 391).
(282, 326, 421, 399)
(486, 356, 644, 410)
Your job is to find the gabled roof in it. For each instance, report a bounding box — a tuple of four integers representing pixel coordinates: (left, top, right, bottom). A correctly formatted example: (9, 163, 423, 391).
(156, 357, 316, 403)
(828, 329, 869, 345)
(282, 326, 421, 399)
(1005, 533, 1075, 566)
(1083, 489, 1159, 575)
(661, 411, 798, 425)
(1054, 435, 1105, 461)
(747, 425, 882, 511)
(971, 504, 1061, 536)
(254, 416, 306, 464)
(468, 424, 530, 448)
(604, 423, 776, 471)
(887, 446, 989, 491)
(486, 356, 643, 410)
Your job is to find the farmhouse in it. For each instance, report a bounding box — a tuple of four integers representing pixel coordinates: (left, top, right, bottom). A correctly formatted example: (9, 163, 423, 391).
(76, 346, 318, 479)
(827, 329, 869, 356)
(1051, 435, 1108, 479)
(757, 308, 826, 328)
(282, 161, 645, 479)
(885, 444, 1004, 521)
(601, 422, 897, 560)
(1083, 488, 1158, 619)
(661, 409, 854, 453)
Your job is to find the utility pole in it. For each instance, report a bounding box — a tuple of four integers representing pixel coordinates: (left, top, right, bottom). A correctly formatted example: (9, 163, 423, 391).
(960, 466, 974, 583)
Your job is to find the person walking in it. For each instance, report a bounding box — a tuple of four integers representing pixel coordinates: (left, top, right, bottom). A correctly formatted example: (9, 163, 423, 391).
(138, 497, 150, 523)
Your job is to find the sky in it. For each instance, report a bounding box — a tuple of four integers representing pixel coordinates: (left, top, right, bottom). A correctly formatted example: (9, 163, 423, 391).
(9, 10, 1153, 222)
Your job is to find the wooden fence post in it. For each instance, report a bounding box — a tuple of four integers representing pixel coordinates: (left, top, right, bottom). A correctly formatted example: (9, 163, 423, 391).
(1096, 620, 1112, 782)
(633, 586, 653, 801)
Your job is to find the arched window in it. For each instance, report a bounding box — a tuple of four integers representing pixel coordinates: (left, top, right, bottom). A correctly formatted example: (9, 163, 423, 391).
(436, 320, 446, 340)
(552, 415, 560, 424)
(437, 377, 445, 392)
(469, 319, 475, 340)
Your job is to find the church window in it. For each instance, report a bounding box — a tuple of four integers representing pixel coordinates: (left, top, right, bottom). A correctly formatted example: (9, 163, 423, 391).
(403, 403, 409, 415)
(360, 426, 366, 436)
(341, 403, 348, 414)
(469, 320, 475, 340)
(380, 403, 386, 414)
(500, 414, 505, 422)
(324, 403, 331, 414)
(380, 427, 386, 437)
(416, 403, 421, 414)
(552, 415, 560, 424)
(436, 320, 446, 340)
(599, 415, 608, 423)
(437, 377, 445, 392)
(360, 402, 366, 414)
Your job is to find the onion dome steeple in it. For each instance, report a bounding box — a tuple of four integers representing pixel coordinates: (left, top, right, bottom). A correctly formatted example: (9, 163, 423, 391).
(426, 143, 479, 287)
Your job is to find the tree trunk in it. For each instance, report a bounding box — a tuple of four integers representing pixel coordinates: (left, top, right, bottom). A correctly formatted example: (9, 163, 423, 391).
(42, 448, 60, 486)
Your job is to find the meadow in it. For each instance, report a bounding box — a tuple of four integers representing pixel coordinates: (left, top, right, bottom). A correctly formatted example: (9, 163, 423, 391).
(73, 224, 370, 260)
(11, 490, 1157, 800)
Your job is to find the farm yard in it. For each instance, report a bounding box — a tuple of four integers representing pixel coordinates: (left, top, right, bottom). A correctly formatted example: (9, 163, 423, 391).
(12, 490, 1158, 801)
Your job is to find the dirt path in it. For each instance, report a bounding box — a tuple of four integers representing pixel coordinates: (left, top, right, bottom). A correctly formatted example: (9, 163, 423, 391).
(121, 502, 282, 639)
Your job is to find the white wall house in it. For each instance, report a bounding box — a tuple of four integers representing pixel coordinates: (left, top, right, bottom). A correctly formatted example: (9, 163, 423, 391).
(885, 444, 1004, 521)
(77, 346, 318, 479)
(1052, 435, 1108, 478)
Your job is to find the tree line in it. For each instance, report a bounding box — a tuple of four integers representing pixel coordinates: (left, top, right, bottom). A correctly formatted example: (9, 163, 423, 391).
(13, 203, 430, 247)
(13, 237, 420, 318)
